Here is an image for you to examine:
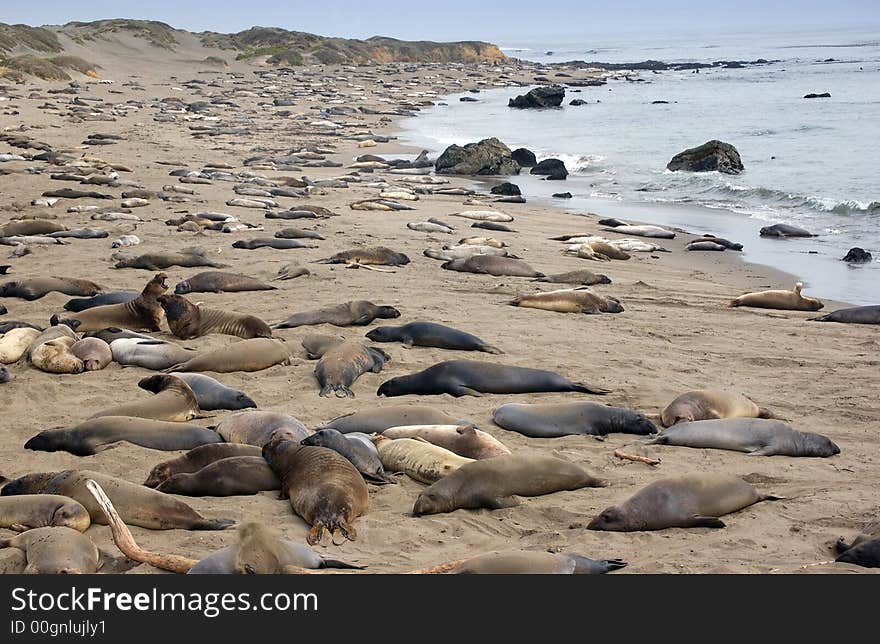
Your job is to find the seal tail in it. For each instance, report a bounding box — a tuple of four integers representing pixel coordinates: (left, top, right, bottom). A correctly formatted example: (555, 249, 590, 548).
(760, 494, 784, 502)
(479, 344, 504, 355)
(807, 314, 830, 322)
(507, 296, 523, 306)
(571, 382, 611, 395)
(757, 407, 775, 419)
(193, 517, 236, 530)
(320, 559, 365, 570)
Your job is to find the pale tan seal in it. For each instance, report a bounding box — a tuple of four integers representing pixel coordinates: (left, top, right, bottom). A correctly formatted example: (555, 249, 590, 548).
(661, 390, 772, 427)
(30, 336, 84, 374)
(0, 495, 91, 532)
(0, 527, 102, 574)
(165, 338, 293, 373)
(729, 281, 823, 311)
(372, 435, 474, 483)
(88, 374, 202, 422)
(0, 327, 40, 363)
(508, 287, 624, 314)
(381, 424, 510, 459)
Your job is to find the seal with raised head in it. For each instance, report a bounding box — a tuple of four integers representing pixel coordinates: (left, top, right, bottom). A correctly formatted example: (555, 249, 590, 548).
(90, 375, 202, 422)
(64, 291, 138, 312)
(157, 457, 280, 496)
(661, 390, 772, 427)
(25, 416, 221, 456)
(809, 305, 880, 325)
(587, 474, 779, 531)
(372, 435, 473, 484)
(535, 270, 611, 286)
(366, 321, 501, 353)
(158, 294, 272, 340)
(493, 402, 657, 438)
(644, 418, 839, 457)
(301, 429, 394, 484)
(273, 301, 400, 329)
(174, 272, 276, 294)
(0, 495, 91, 532)
(70, 337, 112, 371)
(110, 338, 196, 370)
(448, 551, 627, 575)
(413, 453, 606, 516)
(382, 424, 510, 459)
(54, 273, 168, 332)
(509, 287, 623, 314)
(0, 277, 103, 301)
(1, 470, 234, 530)
(216, 410, 310, 447)
(263, 436, 369, 545)
(145, 443, 263, 488)
(165, 338, 293, 373)
(729, 282, 823, 311)
(316, 247, 410, 266)
(320, 405, 470, 434)
(0, 527, 102, 574)
(441, 255, 544, 278)
(302, 334, 390, 398)
(377, 360, 610, 397)
(168, 373, 256, 411)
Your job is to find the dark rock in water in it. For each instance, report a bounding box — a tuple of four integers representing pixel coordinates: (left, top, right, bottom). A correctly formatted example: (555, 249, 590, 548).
(553, 192, 573, 199)
(842, 247, 872, 263)
(569, 99, 587, 106)
(460, 96, 479, 102)
(508, 85, 565, 109)
(652, 100, 670, 104)
(435, 137, 521, 176)
(530, 158, 569, 180)
(804, 92, 831, 99)
(511, 148, 537, 167)
(667, 140, 744, 175)
(468, 89, 480, 93)
(491, 182, 521, 196)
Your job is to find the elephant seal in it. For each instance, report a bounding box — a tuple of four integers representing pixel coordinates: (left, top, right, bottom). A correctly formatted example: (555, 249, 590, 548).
(0, 527, 101, 574)
(25, 416, 221, 456)
(316, 247, 410, 266)
(686, 241, 726, 251)
(273, 301, 400, 329)
(275, 228, 324, 240)
(113, 250, 225, 270)
(1, 327, 41, 363)
(87, 328, 153, 343)
(413, 453, 606, 515)
(0, 495, 91, 532)
(263, 437, 369, 545)
(320, 405, 470, 434)
(442, 255, 544, 278)
(30, 336, 84, 374)
(301, 429, 393, 484)
(377, 360, 610, 397)
(587, 474, 778, 531)
(64, 291, 138, 312)
(168, 373, 256, 410)
(535, 270, 611, 286)
(1, 470, 234, 530)
(509, 288, 623, 314)
(381, 424, 510, 459)
(759, 223, 817, 238)
(53, 273, 168, 332)
(188, 522, 361, 574)
(809, 305, 880, 325)
(699, 235, 743, 250)
(216, 410, 310, 447)
(449, 551, 627, 575)
(165, 338, 293, 373)
(0, 365, 9, 384)
(90, 375, 202, 422)
(174, 272, 276, 294)
(158, 294, 272, 340)
(0, 220, 66, 237)
(644, 418, 839, 457)
(110, 338, 196, 370)
(157, 457, 279, 496)
(372, 435, 473, 484)
(471, 221, 515, 232)
(835, 538, 880, 568)
(302, 335, 390, 398)
(493, 402, 657, 438)
(233, 238, 317, 250)
(145, 443, 263, 487)
(0, 277, 103, 301)
(601, 225, 675, 239)
(729, 282, 823, 311)
(70, 337, 112, 371)
(366, 321, 501, 354)
(661, 390, 772, 427)
(0, 321, 42, 335)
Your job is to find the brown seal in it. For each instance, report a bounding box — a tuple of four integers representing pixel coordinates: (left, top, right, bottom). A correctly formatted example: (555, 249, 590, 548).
(0, 277, 103, 301)
(0, 219, 66, 237)
(113, 250, 225, 270)
(412, 453, 606, 515)
(53, 273, 168, 333)
(729, 282, 823, 311)
(509, 287, 624, 314)
(0, 527, 102, 574)
(158, 294, 272, 340)
(70, 337, 112, 371)
(263, 436, 368, 545)
(144, 443, 262, 488)
(661, 390, 772, 427)
(216, 410, 311, 447)
(165, 338, 293, 373)
(0, 494, 91, 532)
(89, 374, 202, 422)
(316, 246, 410, 266)
(535, 270, 612, 286)
(441, 255, 544, 278)
(302, 334, 390, 397)
(174, 271, 277, 294)
(156, 457, 280, 496)
(273, 300, 400, 329)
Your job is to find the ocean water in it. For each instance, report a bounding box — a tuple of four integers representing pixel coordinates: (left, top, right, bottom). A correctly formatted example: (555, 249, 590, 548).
(398, 28, 880, 305)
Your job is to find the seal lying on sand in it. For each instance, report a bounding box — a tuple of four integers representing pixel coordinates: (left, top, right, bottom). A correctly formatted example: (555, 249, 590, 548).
(366, 321, 501, 353)
(447, 551, 626, 575)
(0, 527, 106, 574)
(0, 277, 102, 301)
(1, 470, 234, 530)
(441, 255, 544, 278)
(113, 249, 226, 270)
(509, 287, 623, 314)
(174, 272, 276, 294)
(273, 301, 400, 329)
(588, 474, 779, 531)
(301, 429, 393, 484)
(169, 373, 256, 410)
(835, 522, 880, 568)
(301, 335, 390, 398)
(493, 402, 656, 438)
(372, 435, 473, 483)
(377, 360, 610, 397)
(535, 270, 611, 285)
(382, 424, 510, 459)
(661, 390, 772, 426)
(165, 338, 293, 373)
(70, 337, 112, 371)
(809, 305, 880, 325)
(144, 443, 263, 488)
(413, 453, 606, 515)
(316, 247, 410, 266)
(729, 282, 823, 311)
(644, 418, 839, 457)
(110, 338, 196, 370)
(156, 457, 279, 496)
(90, 375, 203, 422)
(53, 273, 167, 332)
(158, 294, 272, 340)
(0, 495, 91, 532)
(29, 336, 83, 374)
(320, 405, 470, 434)
(216, 410, 310, 447)
(0, 328, 41, 364)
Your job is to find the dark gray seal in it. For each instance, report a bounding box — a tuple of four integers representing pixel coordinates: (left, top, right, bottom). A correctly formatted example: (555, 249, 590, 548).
(301, 428, 394, 484)
(759, 223, 817, 238)
(377, 360, 610, 397)
(643, 418, 839, 457)
(0, 366, 9, 384)
(273, 301, 400, 329)
(809, 305, 880, 325)
(449, 551, 626, 575)
(64, 291, 138, 312)
(156, 457, 280, 496)
(174, 272, 276, 294)
(366, 321, 501, 354)
(232, 238, 317, 250)
(169, 373, 256, 410)
(493, 402, 657, 438)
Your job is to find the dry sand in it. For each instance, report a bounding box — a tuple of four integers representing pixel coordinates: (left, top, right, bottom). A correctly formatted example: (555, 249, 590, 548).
(0, 38, 877, 574)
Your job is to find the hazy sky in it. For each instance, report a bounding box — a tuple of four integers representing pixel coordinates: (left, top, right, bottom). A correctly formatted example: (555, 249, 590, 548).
(2, 1, 878, 42)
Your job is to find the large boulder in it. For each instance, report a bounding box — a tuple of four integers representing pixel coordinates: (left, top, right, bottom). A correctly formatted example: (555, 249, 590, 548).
(508, 85, 565, 109)
(490, 182, 521, 196)
(435, 137, 521, 176)
(530, 158, 569, 180)
(842, 247, 872, 263)
(666, 140, 744, 174)
(511, 148, 537, 167)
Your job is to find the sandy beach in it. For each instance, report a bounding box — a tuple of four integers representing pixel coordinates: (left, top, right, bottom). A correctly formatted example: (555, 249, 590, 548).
(1, 29, 877, 575)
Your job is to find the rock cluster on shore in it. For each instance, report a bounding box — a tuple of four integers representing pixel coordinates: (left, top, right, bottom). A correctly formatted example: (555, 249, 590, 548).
(508, 85, 565, 108)
(434, 138, 521, 176)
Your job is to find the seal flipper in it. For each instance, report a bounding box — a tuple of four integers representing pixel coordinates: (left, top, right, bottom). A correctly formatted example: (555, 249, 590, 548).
(194, 518, 236, 530)
(450, 385, 483, 397)
(320, 558, 364, 570)
(684, 516, 726, 528)
(746, 446, 776, 456)
(483, 495, 520, 510)
(571, 382, 611, 395)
